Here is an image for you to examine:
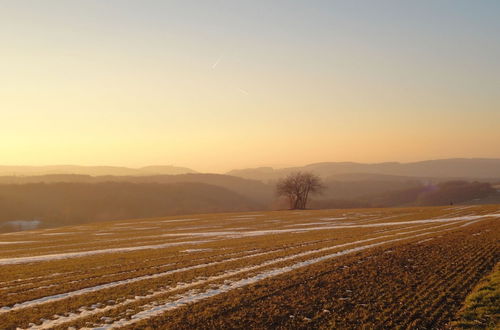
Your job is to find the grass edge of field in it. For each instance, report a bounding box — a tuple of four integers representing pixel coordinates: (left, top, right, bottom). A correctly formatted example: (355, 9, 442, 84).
(451, 262, 499, 329)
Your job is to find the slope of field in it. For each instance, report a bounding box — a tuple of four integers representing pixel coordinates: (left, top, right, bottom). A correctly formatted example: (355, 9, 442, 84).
(0, 205, 499, 329)
(452, 263, 499, 329)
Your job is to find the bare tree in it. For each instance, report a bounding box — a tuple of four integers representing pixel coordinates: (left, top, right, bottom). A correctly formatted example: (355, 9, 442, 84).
(276, 171, 324, 209)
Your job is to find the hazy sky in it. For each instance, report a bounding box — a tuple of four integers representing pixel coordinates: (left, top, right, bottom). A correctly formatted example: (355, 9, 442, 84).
(1, 1, 499, 172)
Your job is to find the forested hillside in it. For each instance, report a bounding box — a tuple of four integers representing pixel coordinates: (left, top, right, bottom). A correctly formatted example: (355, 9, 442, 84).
(0, 182, 261, 232)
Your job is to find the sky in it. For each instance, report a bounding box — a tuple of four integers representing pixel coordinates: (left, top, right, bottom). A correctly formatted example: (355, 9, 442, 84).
(1, 0, 499, 173)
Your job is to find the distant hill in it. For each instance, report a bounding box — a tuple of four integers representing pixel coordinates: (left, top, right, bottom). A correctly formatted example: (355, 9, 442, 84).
(227, 158, 500, 182)
(320, 177, 423, 200)
(5, 158, 500, 180)
(0, 173, 273, 204)
(0, 165, 196, 176)
(0, 182, 261, 232)
(325, 173, 433, 182)
(309, 181, 497, 209)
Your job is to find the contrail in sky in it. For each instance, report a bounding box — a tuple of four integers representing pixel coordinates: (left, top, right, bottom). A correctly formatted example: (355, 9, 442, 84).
(212, 55, 222, 69)
(237, 88, 249, 95)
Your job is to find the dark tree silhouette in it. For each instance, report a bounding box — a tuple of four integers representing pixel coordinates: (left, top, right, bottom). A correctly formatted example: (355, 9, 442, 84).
(276, 171, 324, 209)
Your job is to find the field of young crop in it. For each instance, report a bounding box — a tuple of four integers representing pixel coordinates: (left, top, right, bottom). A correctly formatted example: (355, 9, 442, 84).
(0, 205, 499, 329)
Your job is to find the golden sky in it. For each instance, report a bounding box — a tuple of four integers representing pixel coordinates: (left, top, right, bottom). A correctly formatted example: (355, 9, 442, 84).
(1, 1, 499, 172)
